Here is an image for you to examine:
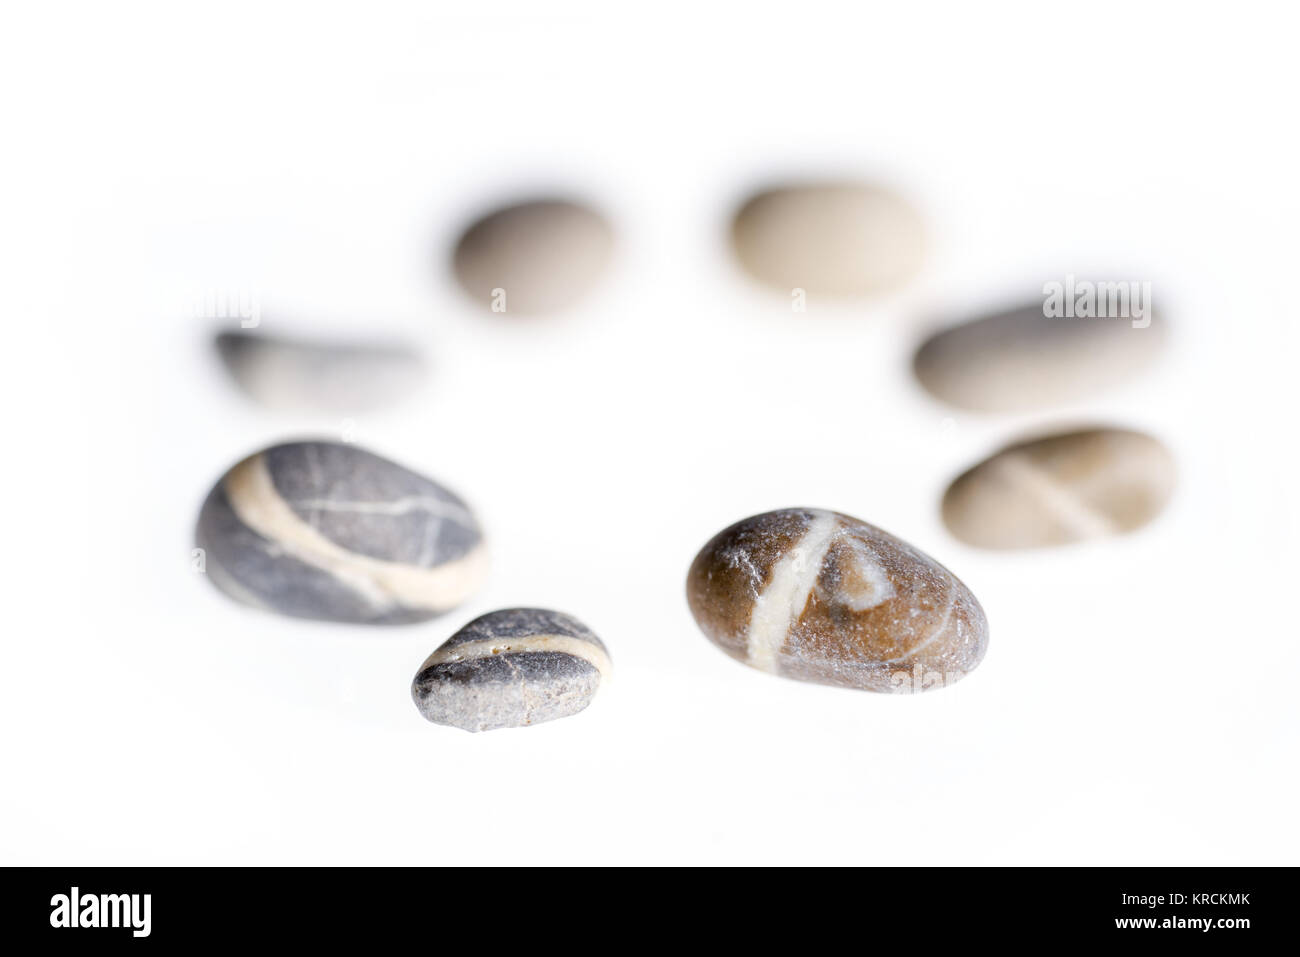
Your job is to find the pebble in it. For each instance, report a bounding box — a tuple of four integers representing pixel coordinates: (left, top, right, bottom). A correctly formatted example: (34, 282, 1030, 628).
(730, 181, 925, 298)
(942, 427, 1176, 549)
(913, 300, 1166, 412)
(214, 330, 424, 413)
(452, 198, 614, 315)
(412, 608, 611, 732)
(686, 508, 987, 693)
(196, 440, 486, 623)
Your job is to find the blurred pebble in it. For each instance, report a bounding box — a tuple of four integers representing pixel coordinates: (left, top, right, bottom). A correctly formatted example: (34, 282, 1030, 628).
(942, 427, 1175, 549)
(214, 330, 424, 413)
(452, 198, 613, 315)
(412, 608, 611, 732)
(730, 181, 925, 298)
(686, 508, 987, 693)
(196, 440, 486, 623)
(913, 301, 1166, 412)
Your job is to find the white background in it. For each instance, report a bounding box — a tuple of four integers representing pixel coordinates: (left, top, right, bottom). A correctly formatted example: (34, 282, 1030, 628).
(2, 1, 1297, 865)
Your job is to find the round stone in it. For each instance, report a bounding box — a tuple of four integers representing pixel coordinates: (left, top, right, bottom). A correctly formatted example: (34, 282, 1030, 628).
(942, 428, 1176, 549)
(412, 608, 611, 732)
(730, 181, 925, 298)
(686, 509, 987, 693)
(195, 440, 486, 623)
(913, 300, 1166, 412)
(214, 330, 425, 413)
(452, 198, 614, 315)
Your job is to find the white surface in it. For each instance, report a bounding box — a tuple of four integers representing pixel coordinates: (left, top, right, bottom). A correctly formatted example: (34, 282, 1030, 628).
(2, 1, 1297, 865)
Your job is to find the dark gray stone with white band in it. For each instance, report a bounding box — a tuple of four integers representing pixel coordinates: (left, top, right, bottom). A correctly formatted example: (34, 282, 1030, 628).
(195, 440, 486, 624)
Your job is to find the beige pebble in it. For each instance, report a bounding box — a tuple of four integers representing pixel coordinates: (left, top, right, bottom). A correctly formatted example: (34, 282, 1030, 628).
(942, 427, 1176, 549)
(452, 198, 613, 315)
(914, 300, 1166, 412)
(730, 181, 926, 298)
(686, 508, 987, 693)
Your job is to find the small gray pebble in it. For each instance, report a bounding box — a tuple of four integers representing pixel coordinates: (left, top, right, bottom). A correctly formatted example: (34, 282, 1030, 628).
(215, 330, 425, 413)
(452, 199, 614, 315)
(913, 300, 1166, 412)
(196, 440, 486, 623)
(412, 608, 612, 732)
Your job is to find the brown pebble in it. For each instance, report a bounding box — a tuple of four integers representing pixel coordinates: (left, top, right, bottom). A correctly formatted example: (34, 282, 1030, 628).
(686, 508, 987, 693)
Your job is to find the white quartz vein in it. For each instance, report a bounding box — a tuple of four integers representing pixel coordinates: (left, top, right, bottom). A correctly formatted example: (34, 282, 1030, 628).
(992, 453, 1120, 539)
(288, 495, 475, 526)
(224, 455, 486, 612)
(420, 635, 612, 680)
(745, 511, 840, 673)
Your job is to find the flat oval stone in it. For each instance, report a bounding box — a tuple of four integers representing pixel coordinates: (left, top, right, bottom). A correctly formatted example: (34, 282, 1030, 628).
(452, 199, 614, 315)
(686, 509, 987, 693)
(196, 440, 486, 623)
(730, 182, 925, 297)
(214, 331, 425, 413)
(942, 428, 1176, 549)
(412, 608, 611, 732)
(913, 300, 1166, 412)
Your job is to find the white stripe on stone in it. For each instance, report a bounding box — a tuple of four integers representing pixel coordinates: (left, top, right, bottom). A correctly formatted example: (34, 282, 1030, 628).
(224, 454, 487, 613)
(745, 511, 840, 673)
(287, 495, 476, 526)
(419, 635, 613, 681)
(991, 453, 1120, 540)
(825, 534, 895, 610)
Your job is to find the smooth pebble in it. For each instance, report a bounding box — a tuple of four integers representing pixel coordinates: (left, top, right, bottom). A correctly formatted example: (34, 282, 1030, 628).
(214, 330, 424, 413)
(452, 199, 613, 315)
(730, 181, 925, 298)
(196, 440, 486, 623)
(913, 300, 1166, 412)
(686, 508, 987, 693)
(412, 608, 611, 732)
(942, 427, 1176, 549)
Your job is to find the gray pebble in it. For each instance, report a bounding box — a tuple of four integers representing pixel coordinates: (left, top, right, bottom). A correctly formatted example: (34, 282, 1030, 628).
(913, 300, 1166, 412)
(412, 608, 611, 732)
(215, 330, 425, 413)
(196, 440, 486, 623)
(452, 199, 614, 315)
(730, 181, 926, 298)
(942, 428, 1176, 549)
